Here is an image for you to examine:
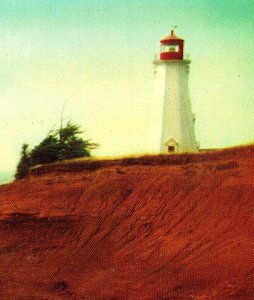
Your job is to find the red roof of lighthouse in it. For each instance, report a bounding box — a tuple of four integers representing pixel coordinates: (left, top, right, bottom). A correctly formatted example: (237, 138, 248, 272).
(160, 30, 184, 43)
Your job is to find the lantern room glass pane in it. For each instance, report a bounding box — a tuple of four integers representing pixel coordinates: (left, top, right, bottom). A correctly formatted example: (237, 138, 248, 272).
(161, 44, 179, 53)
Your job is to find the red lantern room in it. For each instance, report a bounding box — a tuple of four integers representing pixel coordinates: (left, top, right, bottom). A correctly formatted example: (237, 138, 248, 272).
(160, 30, 184, 60)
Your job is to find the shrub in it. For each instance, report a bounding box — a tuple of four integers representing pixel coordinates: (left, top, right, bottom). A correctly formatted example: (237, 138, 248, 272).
(15, 144, 30, 180)
(15, 121, 98, 180)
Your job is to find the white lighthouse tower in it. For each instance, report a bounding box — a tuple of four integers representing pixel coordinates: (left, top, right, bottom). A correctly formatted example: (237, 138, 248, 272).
(154, 30, 198, 153)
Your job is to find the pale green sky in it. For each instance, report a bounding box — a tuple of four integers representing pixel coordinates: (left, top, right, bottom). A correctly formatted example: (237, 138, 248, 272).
(0, 0, 253, 171)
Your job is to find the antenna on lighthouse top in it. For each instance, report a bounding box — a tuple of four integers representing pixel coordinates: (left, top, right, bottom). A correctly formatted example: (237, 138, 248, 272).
(171, 25, 178, 35)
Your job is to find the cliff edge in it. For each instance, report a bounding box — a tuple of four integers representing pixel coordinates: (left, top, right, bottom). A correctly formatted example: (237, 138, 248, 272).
(0, 145, 253, 299)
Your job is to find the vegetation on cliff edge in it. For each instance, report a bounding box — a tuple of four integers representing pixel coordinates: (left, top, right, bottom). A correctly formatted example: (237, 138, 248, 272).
(15, 121, 98, 180)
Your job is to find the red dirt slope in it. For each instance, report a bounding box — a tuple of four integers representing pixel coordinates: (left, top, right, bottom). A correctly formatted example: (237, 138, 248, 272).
(0, 145, 253, 299)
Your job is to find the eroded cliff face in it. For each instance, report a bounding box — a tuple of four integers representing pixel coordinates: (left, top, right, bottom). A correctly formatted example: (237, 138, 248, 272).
(0, 146, 253, 299)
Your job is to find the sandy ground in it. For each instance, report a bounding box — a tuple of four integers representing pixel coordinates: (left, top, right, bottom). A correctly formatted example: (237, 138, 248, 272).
(0, 145, 253, 299)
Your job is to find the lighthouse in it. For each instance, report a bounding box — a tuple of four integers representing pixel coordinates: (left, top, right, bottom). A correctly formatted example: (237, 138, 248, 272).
(153, 30, 198, 153)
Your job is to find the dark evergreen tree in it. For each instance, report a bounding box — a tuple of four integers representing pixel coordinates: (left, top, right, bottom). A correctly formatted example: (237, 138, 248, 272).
(15, 121, 98, 179)
(15, 143, 30, 180)
(30, 133, 60, 165)
(57, 122, 97, 160)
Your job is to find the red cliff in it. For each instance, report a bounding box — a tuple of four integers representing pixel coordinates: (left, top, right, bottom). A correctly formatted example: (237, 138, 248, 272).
(0, 145, 253, 299)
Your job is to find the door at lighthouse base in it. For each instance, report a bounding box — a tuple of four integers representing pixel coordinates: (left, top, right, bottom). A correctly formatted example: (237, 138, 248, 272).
(164, 138, 179, 153)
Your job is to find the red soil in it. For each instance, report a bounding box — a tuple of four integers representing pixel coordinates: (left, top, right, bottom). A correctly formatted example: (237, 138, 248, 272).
(0, 145, 253, 299)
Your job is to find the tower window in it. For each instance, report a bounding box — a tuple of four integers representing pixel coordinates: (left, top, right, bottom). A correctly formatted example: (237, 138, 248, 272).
(168, 146, 175, 152)
(161, 44, 179, 53)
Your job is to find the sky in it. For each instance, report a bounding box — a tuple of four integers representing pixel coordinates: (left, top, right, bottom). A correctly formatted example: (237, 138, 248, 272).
(0, 0, 253, 172)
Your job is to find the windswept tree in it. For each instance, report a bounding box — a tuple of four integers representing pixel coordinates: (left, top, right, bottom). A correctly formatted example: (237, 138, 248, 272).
(15, 121, 98, 180)
(30, 133, 60, 165)
(57, 122, 98, 160)
(15, 143, 30, 180)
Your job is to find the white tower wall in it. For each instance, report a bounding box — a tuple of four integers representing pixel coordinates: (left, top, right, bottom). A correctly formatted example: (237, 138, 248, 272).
(154, 59, 198, 153)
